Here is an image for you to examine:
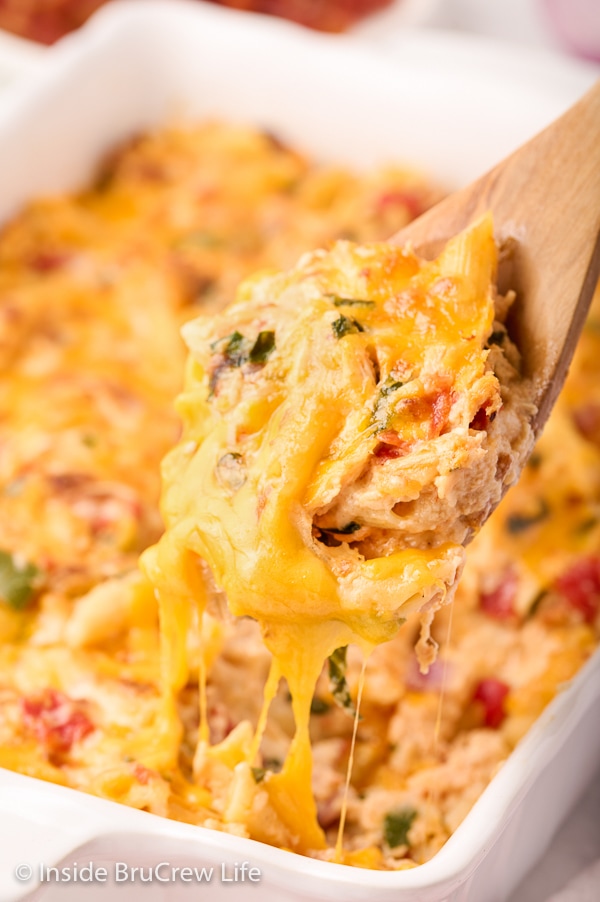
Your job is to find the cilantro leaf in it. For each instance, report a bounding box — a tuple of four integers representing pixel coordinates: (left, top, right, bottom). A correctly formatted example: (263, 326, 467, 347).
(506, 500, 549, 534)
(222, 331, 249, 367)
(332, 315, 364, 339)
(249, 330, 276, 364)
(328, 294, 375, 308)
(383, 807, 417, 848)
(310, 696, 331, 715)
(0, 550, 41, 611)
(328, 646, 358, 718)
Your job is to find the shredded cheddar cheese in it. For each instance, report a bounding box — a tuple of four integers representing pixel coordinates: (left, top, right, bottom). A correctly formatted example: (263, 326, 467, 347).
(0, 122, 597, 869)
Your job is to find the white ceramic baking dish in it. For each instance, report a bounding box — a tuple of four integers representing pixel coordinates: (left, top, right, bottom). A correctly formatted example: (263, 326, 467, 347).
(0, 3, 598, 900)
(0, 29, 43, 90)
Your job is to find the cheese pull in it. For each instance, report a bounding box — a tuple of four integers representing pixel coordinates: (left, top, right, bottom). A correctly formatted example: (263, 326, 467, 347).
(143, 215, 534, 852)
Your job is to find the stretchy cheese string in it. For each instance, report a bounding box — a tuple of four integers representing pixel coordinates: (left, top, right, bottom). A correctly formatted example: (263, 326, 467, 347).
(434, 599, 455, 748)
(198, 642, 210, 747)
(335, 654, 368, 862)
(143, 216, 504, 851)
(249, 656, 282, 765)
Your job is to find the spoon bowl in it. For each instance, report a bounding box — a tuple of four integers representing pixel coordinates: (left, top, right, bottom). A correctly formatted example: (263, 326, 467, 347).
(393, 80, 600, 436)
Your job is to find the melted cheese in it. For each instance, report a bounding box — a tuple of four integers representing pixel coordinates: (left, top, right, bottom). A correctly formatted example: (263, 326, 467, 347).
(143, 214, 518, 853)
(3, 122, 593, 868)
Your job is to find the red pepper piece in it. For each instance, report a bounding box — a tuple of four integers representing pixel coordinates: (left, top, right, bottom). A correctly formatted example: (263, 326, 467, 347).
(480, 570, 518, 620)
(22, 689, 94, 754)
(473, 678, 510, 728)
(555, 557, 600, 623)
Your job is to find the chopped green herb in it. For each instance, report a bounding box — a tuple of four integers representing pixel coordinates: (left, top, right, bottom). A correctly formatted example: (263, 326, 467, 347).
(319, 521, 361, 540)
(487, 329, 506, 346)
(527, 452, 543, 470)
(380, 380, 404, 396)
(383, 807, 418, 849)
(310, 696, 331, 716)
(506, 500, 549, 534)
(526, 589, 548, 619)
(335, 521, 361, 535)
(249, 330, 276, 364)
(262, 757, 283, 773)
(576, 516, 598, 535)
(328, 294, 375, 308)
(209, 328, 274, 395)
(212, 330, 275, 369)
(371, 378, 405, 431)
(328, 646, 359, 718)
(0, 550, 41, 611)
(251, 767, 266, 783)
(223, 331, 249, 367)
(332, 315, 364, 339)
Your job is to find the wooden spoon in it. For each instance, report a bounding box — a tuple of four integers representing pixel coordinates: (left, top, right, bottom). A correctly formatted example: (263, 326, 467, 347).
(393, 79, 600, 437)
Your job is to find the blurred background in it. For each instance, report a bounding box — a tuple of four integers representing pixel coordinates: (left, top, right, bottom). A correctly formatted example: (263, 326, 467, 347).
(0, 0, 598, 58)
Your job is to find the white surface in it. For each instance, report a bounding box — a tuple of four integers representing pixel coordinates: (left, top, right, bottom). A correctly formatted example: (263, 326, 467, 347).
(546, 857, 600, 902)
(429, 0, 562, 49)
(0, 29, 43, 88)
(0, 2, 598, 901)
(348, 0, 443, 38)
(512, 770, 600, 901)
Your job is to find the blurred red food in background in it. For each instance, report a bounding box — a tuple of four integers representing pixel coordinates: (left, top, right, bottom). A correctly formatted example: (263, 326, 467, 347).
(0, 0, 395, 44)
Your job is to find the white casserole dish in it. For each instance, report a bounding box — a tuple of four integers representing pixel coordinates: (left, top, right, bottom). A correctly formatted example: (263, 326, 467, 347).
(0, 29, 43, 90)
(0, 2, 598, 900)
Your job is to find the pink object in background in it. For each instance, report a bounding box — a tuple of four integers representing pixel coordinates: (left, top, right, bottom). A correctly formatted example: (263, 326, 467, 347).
(542, 0, 600, 61)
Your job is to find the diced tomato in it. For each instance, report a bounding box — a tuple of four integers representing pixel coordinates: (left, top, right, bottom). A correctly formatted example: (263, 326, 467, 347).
(374, 439, 411, 459)
(375, 189, 423, 219)
(22, 689, 94, 754)
(480, 570, 518, 620)
(573, 403, 600, 447)
(473, 678, 510, 729)
(555, 557, 600, 623)
(25, 14, 69, 46)
(133, 763, 153, 785)
(29, 251, 70, 273)
(470, 407, 490, 431)
(430, 389, 453, 438)
(52, 475, 143, 539)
